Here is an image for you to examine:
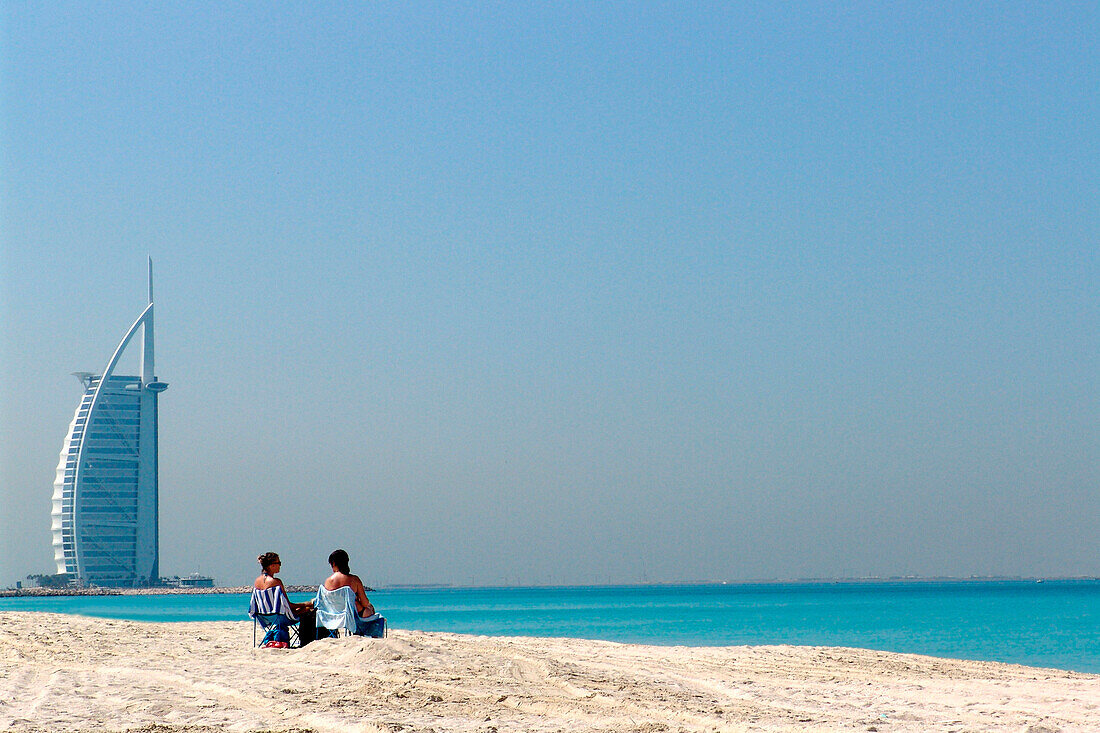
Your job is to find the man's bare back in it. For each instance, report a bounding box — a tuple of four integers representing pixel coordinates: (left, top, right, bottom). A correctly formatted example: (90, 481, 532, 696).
(324, 568, 375, 616)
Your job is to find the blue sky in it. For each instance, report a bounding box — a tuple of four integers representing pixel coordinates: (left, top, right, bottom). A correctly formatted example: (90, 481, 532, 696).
(1, 2, 1097, 587)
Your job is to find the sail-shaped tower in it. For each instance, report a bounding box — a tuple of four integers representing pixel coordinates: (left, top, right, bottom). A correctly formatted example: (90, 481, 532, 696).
(51, 260, 168, 587)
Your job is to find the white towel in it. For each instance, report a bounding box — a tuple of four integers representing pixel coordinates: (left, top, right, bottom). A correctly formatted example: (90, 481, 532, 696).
(314, 585, 378, 634)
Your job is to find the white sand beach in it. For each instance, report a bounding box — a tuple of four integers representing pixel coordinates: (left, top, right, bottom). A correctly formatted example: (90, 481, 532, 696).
(1, 612, 1096, 732)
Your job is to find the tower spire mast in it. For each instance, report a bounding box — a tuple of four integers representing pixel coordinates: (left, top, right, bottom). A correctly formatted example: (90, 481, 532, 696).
(141, 257, 155, 384)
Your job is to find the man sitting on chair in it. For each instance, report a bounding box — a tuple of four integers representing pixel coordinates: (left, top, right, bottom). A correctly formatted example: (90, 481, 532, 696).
(323, 548, 375, 616)
(315, 548, 385, 638)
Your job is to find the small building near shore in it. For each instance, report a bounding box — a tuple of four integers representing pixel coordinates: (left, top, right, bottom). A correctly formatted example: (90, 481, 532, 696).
(162, 573, 215, 588)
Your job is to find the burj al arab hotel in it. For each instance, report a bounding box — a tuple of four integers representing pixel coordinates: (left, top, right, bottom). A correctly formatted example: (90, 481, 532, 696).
(51, 261, 168, 587)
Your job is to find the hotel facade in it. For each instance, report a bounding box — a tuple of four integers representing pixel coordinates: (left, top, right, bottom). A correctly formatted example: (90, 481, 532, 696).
(51, 263, 168, 587)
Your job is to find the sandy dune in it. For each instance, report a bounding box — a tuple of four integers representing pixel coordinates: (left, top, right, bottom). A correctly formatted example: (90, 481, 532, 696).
(1, 612, 1096, 732)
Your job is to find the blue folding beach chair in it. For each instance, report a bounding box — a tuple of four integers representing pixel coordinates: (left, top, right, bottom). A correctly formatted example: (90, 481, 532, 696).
(249, 586, 301, 648)
(314, 585, 386, 638)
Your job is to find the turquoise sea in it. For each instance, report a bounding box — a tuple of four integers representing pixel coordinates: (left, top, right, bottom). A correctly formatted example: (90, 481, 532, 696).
(3, 581, 1098, 674)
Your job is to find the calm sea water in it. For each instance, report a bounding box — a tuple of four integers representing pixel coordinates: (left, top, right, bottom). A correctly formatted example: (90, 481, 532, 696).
(3, 581, 1098, 673)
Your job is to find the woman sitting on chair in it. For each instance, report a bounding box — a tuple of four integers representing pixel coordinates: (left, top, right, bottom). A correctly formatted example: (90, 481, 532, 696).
(255, 552, 315, 615)
(322, 549, 375, 617)
(254, 552, 315, 644)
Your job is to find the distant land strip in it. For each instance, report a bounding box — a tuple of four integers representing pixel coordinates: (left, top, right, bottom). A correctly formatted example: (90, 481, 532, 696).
(0, 584, 355, 598)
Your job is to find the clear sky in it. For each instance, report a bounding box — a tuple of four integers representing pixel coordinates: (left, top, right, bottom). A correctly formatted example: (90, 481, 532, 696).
(1, 2, 1097, 588)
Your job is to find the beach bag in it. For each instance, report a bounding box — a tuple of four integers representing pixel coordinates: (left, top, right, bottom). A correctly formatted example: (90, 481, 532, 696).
(358, 616, 386, 639)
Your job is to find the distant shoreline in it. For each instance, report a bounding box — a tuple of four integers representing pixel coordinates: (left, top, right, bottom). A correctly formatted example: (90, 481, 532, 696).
(0, 585, 318, 598)
(3, 576, 1097, 598)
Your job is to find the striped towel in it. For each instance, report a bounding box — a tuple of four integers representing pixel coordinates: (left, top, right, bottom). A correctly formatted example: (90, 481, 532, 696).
(249, 586, 299, 622)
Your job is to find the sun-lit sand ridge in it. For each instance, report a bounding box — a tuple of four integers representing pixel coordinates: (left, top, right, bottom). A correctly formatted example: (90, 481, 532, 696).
(1, 612, 1096, 732)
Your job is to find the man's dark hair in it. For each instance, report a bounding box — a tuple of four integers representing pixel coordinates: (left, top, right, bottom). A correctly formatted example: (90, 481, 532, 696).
(328, 549, 350, 574)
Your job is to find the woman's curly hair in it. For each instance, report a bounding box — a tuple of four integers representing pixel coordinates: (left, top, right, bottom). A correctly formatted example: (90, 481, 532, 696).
(257, 551, 280, 570)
